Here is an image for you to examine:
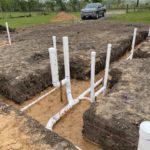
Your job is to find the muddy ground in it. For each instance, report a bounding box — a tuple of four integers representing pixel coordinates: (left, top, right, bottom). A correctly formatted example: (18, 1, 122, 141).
(83, 37, 150, 150)
(0, 101, 77, 150)
(0, 21, 148, 103)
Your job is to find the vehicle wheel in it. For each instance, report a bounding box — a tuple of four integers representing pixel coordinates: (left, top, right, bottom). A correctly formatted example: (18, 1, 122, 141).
(102, 12, 105, 17)
(96, 13, 99, 19)
(81, 16, 85, 20)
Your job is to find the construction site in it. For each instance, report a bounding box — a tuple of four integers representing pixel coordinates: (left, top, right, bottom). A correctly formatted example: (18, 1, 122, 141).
(0, 8, 150, 150)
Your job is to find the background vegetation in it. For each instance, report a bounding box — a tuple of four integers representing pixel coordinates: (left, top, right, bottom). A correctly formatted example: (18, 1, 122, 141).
(0, 0, 149, 28)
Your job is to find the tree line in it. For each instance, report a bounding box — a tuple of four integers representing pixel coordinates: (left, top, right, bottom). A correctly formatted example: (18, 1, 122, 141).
(0, 0, 103, 12)
(0, 0, 149, 13)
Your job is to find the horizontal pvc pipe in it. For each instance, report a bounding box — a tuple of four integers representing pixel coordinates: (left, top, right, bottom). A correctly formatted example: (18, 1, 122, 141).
(5, 22, 11, 45)
(46, 78, 103, 130)
(46, 99, 80, 130)
(138, 121, 150, 150)
(126, 55, 131, 60)
(77, 78, 103, 100)
(95, 86, 105, 97)
(75, 146, 82, 150)
(20, 88, 57, 112)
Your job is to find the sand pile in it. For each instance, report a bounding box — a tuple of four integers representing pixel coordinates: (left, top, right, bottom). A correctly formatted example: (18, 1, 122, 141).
(53, 12, 78, 22)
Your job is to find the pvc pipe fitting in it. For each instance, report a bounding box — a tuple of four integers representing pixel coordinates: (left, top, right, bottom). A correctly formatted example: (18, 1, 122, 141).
(138, 121, 150, 150)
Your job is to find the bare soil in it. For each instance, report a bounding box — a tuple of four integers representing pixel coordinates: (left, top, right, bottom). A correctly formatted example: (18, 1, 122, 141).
(0, 102, 77, 150)
(1, 72, 103, 150)
(83, 38, 150, 150)
(0, 21, 148, 104)
(52, 12, 78, 22)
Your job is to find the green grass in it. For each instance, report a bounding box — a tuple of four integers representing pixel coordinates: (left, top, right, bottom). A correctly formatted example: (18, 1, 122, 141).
(110, 11, 150, 24)
(0, 12, 80, 28)
(70, 12, 80, 18)
(0, 12, 57, 28)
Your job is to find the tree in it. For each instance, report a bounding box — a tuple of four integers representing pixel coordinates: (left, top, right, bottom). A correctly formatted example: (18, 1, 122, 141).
(137, 0, 139, 7)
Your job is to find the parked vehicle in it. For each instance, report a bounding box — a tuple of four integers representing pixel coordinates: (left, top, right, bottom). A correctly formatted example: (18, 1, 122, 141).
(81, 3, 106, 20)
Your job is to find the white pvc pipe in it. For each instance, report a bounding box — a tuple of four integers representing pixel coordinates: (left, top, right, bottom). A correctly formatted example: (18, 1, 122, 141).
(46, 78, 103, 130)
(90, 51, 96, 103)
(20, 88, 57, 112)
(129, 28, 137, 60)
(46, 99, 80, 130)
(138, 121, 150, 150)
(63, 36, 74, 104)
(52, 36, 57, 50)
(5, 22, 11, 45)
(103, 44, 112, 93)
(148, 27, 150, 37)
(48, 47, 60, 87)
(95, 86, 105, 97)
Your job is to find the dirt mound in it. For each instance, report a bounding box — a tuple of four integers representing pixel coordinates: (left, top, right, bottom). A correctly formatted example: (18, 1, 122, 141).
(83, 58, 150, 150)
(0, 25, 15, 33)
(0, 101, 77, 150)
(53, 12, 78, 22)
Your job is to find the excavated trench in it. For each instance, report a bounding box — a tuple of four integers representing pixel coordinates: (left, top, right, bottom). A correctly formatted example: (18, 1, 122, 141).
(0, 22, 149, 150)
(1, 75, 103, 150)
(1, 37, 149, 150)
(0, 21, 148, 104)
(82, 37, 150, 150)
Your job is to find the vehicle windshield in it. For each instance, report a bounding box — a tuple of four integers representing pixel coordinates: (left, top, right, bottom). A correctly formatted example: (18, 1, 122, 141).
(85, 3, 98, 9)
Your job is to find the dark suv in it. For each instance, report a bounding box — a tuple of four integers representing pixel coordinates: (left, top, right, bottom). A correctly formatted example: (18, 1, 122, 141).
(81, 3, 106, 20)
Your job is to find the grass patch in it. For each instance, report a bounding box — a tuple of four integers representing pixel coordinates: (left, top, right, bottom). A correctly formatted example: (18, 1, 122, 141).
(0, 12, 80, 28)
(70, 12, 80, 18)
(0, 12, 56, 28)
(110, 11, 150, 24)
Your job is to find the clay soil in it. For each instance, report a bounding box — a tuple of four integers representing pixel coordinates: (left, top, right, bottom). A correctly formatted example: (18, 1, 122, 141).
(0, 21, 148, 104)
(1, 71, 103, 150)
(52, 12, 78, 22)
(0, 102, 77, 150)
(83, 38, 150, 150)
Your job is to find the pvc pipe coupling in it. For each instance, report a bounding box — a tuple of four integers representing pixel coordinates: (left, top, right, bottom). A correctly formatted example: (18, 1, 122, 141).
(138, 121, 150, 150)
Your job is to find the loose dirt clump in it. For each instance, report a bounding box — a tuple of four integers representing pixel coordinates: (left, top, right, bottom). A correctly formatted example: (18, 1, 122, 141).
(52, 11, 78, 22)
(133, 37, 150, 58)
(0, 101, 77, 150)
(0, 21, 148, 103)
(0, 25, 15, 33)
(83, 57, 150, 150)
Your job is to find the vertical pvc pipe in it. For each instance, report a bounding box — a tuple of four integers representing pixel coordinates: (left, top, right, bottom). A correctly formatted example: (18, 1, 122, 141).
(103, 44, 112, 93)
(90, 51, 96, 103)
(138, 121, 150, 150)
(48, 47, 60, 87)
(5, 22, 11, 45)
(130, 28, 137, 60)
(148, 27, 150, 37)
(63, 36, 74, 104)
(52, 36, 57, 50)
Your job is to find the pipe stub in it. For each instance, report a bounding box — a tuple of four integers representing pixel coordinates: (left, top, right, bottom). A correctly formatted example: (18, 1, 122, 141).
(139, 121, 150, 140)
